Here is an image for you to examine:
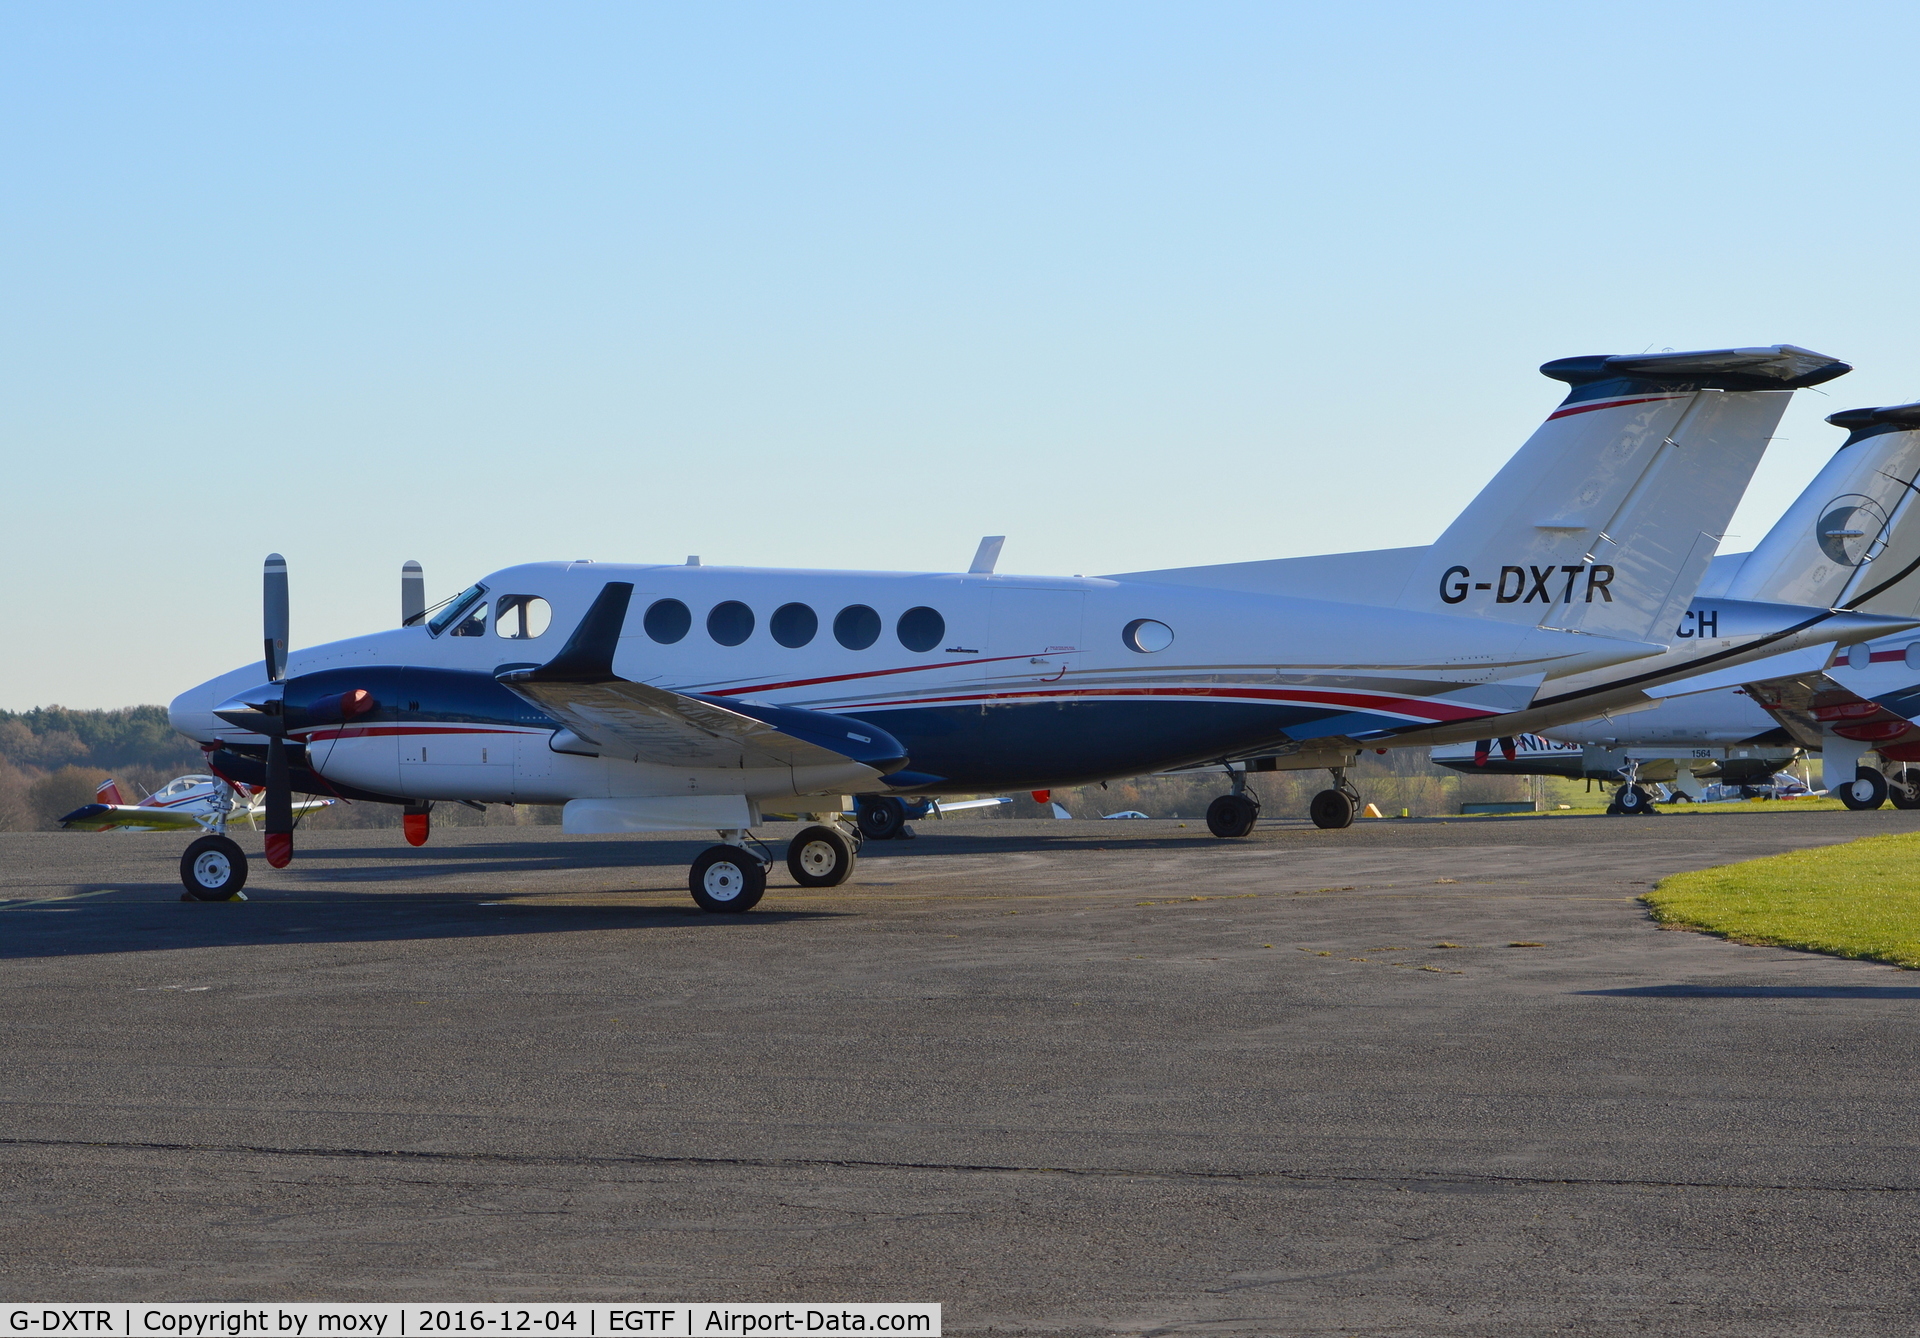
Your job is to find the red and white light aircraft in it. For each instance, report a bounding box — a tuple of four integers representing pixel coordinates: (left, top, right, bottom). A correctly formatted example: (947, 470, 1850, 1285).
(58, 774, 331, 833)
(168, 345, 1910, 908)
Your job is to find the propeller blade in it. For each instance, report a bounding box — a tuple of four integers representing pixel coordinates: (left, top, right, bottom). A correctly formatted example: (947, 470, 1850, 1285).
(264, 553, 290, 683)
(401, 560, 425, 626)
(264, 734, 294, 868)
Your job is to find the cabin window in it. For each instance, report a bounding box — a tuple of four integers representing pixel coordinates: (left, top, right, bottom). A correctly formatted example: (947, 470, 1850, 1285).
(896, 606, 945, 653)
(427, 583, 488, 637)
(771, 602, 818, 648)
(834, 604, 881, 650)
(1123, 619, 1174, 653)
(708, 600, 755, 646)
(495, 596, 551, 639)
(644, 598, 692, 643)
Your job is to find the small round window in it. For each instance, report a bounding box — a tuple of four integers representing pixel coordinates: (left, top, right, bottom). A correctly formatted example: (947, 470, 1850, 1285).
(770, 602, 818, 648)
(834, 604, 881, 650)
(1123, 619, 1174, 653)
(708, 600, 755, 646)
(897, 606, 945, 653)
(644, 598, 692, 644)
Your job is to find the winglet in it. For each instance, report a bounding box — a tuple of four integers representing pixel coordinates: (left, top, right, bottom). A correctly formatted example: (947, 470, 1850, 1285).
(969, 537, 1005, 575)
(504, 582, 634, 683)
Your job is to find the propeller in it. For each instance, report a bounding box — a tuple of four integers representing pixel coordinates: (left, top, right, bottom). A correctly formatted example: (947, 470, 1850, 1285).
(262, 554, 294, 869)
(401, 560, 425, 626)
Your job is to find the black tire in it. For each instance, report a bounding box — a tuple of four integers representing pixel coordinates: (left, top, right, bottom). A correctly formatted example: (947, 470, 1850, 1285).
(1891, 769, 1920, 810)
(1615, 784, 1660, 815)
(786, 825, 857, 887)
(1205, 793, 1259, 838)
(180, 835, 248, 900)
(689, 845, 767, 912)
(856, 796, 907, 841)
(1309, 789, 1356, 830)
(1839, 767, 1889, 811)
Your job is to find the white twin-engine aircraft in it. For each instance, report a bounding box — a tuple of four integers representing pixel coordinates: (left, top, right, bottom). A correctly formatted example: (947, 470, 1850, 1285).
(168, 345, 1916, 909)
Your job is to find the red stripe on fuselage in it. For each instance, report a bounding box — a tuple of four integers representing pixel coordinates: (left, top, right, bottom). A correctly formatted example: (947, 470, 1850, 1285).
(1546, 395, 1682, 422)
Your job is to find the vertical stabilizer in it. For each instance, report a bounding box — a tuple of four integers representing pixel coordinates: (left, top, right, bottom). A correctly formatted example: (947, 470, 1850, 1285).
(1727, 402, 1920, 618)
(1399, 345, 1849, 643)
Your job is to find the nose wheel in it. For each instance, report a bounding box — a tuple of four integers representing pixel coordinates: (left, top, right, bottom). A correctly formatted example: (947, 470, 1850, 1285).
(179, 834, 249, 901)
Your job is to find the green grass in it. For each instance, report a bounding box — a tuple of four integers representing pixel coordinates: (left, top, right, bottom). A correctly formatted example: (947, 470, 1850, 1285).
(1644, 831, 1920, 969)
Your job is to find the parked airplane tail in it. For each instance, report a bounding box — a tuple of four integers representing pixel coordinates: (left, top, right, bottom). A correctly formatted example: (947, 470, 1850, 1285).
(1110, 347, 1848, 640)
(96, 778, 124, 806)
(1724, 401, 1920, 618)
(1399, 346, 1848, 643)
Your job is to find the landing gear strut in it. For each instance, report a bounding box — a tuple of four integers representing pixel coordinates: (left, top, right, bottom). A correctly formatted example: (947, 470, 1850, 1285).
(1309, 768, 1361, 830)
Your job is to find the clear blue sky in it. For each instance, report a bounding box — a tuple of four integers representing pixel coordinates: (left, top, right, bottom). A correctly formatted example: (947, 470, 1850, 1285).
(6, 1, 1919, 709)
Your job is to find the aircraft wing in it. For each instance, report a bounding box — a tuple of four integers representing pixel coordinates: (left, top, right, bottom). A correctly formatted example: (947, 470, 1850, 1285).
(1740, 669, 1901, 752)
(498, 582, 909, 773)
(59, 798, 334, 832)
(59, 803, 209, 832)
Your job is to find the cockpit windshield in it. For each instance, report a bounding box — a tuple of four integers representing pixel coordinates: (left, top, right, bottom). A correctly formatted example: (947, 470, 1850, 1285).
(427, 583, 489, 637)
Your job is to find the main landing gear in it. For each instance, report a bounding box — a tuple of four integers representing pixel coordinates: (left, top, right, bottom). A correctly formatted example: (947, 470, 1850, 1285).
(1839, 766, 1892, 811)
(1310, 768, 1363, 830)
(687, 822, 862, 913)
(1608, 783, 1662, 816)
(1205, 768, 1261, 837)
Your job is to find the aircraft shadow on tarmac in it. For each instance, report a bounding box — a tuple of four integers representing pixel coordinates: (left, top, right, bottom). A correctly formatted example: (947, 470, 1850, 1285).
(0, 885, 841, 961)
(1580, 984, 1920, 999)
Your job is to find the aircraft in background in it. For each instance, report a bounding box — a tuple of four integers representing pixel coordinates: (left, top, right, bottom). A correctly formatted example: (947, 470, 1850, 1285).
(58, 774, 332, 833)
(1428, 399, 1920, 815)
(168, 345, 1894, 910)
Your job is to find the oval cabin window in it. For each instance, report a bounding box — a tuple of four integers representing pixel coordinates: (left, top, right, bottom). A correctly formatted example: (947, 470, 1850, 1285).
(834, 604, 881, 650)
(896, 606, 945, 653)
(708, 601, 755, 646)
(771, 602, 818, 648)
(644, 598, 692, 644)
(1123, 619, 1174, 653)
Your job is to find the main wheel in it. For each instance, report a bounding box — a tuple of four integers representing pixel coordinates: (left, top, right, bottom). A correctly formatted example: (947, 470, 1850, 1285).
(1615, 784, 1659, 815)
(1308, 789, 1356, 830)
(689, 845, 767, 912)
(856, 796, 907, 841)
(1205, 793, 1259, 838)
(1839, 767, 1889, 811)
(1891, 768, 1920, 810)
(786, 825, 857, 887)
(179, 835, 248, 901)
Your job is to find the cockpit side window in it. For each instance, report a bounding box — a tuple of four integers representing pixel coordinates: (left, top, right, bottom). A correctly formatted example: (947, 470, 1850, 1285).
(427, 583, 489, 637)
(451, 601, 489, 637)
(495, 595, 552, 639)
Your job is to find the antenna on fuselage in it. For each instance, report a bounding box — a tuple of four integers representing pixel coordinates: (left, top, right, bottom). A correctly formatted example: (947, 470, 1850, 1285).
(401, 561, 425, 626)
(969, 536, 1005, 575)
